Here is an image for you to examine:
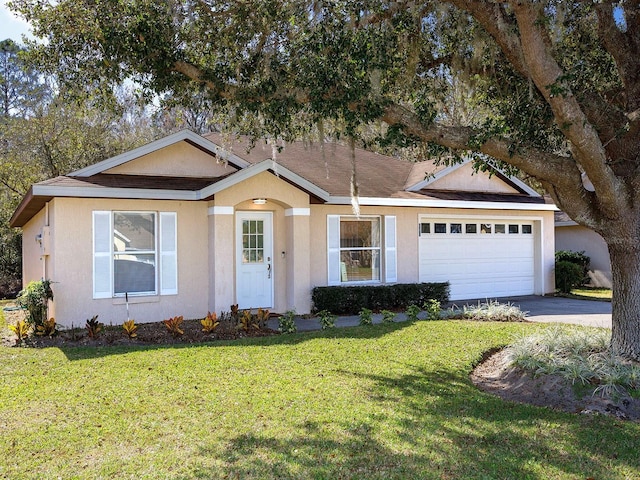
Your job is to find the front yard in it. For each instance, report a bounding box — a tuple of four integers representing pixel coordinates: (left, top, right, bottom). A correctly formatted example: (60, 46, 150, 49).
(1, 319, 639, 479)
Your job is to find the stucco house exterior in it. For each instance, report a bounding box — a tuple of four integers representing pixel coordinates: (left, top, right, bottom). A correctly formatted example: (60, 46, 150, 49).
(11, 130, 557, 327)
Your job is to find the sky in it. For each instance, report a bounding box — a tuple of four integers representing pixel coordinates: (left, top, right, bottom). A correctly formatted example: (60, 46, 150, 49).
(0, 0, 33, 43)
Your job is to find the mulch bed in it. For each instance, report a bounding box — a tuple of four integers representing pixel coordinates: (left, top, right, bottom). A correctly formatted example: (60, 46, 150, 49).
(1, 307, 279, 348)
(471, 348, 640, 422)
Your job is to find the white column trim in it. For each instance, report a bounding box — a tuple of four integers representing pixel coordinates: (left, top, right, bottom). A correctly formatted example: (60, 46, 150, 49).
(285, 208, 311, 217)
(208, 206, 234, 216)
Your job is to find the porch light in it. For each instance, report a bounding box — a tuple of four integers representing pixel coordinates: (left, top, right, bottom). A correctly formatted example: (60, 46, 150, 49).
(253, 198, 267, 205)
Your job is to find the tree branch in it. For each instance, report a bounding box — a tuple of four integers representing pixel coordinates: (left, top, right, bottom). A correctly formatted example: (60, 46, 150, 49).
(449, 0, 528, 78)
(596, 3, 640, 112)
(381, 102, 602, 225)
(511, 1, 625, 216)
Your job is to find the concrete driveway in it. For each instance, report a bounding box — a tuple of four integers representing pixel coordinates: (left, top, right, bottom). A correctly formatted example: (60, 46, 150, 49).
(458, 295, 612, 328)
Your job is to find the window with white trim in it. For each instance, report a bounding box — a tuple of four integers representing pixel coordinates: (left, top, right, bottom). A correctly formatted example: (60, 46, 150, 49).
(93, 211, 177, 298)
(327, 215, 396, 285)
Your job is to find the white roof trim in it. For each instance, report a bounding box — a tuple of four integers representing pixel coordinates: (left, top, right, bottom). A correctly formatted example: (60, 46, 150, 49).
(327, 196, 558, 211)
(407, 161, 469, 192)
(70, 130, 250, 177)
(33, 184, 198, 200)
(406, 158, 541, 198)
(199, 159, 331, 201)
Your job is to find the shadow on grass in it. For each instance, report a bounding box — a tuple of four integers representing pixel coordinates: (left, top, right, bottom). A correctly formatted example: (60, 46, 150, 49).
(183, 364, 640, 479)
(54, 320, 416, 361)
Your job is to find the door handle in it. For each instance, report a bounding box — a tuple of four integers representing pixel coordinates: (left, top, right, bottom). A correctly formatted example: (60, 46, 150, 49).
(267, 258, 271, 279)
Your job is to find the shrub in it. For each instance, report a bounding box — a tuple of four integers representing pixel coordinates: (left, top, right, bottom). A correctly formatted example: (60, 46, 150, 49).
(461, 301, 526, 322)
(317, 310, 336, 330)
(17, 279, 53, 330)
(359, 308, 373, 326)
(35, 317, 57, 337)
(555, 250, 590, 285)
(85, 315, 104, 338)
(381, 310, 396, 323)
(311, 282, 449, 315)
(8, 319, 30, 343)
(509, 326, 640, 394)
(424, 299, 441, 320)
(122, 319, 138, 338)
(278, 310, 297, 334)
(555, 261, 584, 293)
(201, 312, 219, 333)
(163, 315, 184, 337)
(238, 310, 253, 331)
(255, 308, 270, 330)
(405, 304, 421, 322)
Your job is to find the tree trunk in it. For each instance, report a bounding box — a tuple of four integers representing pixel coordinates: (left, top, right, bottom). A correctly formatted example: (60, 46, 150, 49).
(608, 242, 640, 360)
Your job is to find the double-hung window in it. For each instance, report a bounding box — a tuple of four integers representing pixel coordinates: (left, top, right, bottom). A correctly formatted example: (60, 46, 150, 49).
(327, 215, 396, 285)
(93, 211, 177, 298)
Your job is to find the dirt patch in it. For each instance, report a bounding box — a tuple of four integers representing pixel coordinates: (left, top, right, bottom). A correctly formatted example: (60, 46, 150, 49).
(1, 308, 279, 348)
(471, 348, 640, 422)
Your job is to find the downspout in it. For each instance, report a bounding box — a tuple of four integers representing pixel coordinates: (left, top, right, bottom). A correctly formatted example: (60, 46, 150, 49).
(42, 202, 49, 280)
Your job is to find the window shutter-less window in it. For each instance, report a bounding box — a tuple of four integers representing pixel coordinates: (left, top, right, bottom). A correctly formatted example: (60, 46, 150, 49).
(160, 212, 178, 295)
(385, 216, 397, 283)
(93, 211, 112, 298)
(327, 215, 341, 285)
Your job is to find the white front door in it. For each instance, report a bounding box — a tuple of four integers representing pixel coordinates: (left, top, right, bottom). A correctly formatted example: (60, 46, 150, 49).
(236, 212, 273, 309)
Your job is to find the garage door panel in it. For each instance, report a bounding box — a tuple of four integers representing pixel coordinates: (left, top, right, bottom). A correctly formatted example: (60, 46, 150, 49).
(419, 218, 535, 300)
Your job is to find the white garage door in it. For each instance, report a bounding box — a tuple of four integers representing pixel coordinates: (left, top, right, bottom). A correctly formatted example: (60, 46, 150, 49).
(418, 218, 535, 300)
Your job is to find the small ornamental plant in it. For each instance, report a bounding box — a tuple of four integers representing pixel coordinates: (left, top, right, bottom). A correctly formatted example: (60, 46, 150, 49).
(381, 310, 396, 324)
(35, 317, 57, 337)
(255, 308, 270, 330)
(278, 310, 297, 334)
(201, 312, 219, 333)
(122, 319, 138, 338)
(239, 310, 253, 332)
(317, 310, 336, 330)
(405, 304, 421, 322)
(359, 308, 373, 326)
(424, 299, 441, 320)
(8, 319, 30, 344)
(163, 315, 184, 337)
(85, 315, 104, 338)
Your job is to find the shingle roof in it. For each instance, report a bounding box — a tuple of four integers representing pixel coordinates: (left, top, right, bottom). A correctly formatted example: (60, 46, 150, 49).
(11, 132, 549, 228)
(205, 133, 416, 198)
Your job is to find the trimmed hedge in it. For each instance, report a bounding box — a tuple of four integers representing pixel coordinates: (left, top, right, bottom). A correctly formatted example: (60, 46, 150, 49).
(311, 283, 450, 315)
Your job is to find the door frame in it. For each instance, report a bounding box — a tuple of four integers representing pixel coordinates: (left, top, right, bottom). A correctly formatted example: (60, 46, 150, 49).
(235, 211, 274, 309)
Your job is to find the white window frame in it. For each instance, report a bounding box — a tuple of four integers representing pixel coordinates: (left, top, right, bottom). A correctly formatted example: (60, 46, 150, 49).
(327, 215, 397, 286)
(93, 210, 177, 299)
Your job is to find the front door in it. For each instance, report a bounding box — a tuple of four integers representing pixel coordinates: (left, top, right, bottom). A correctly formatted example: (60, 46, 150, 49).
(236, 212, 273, 309)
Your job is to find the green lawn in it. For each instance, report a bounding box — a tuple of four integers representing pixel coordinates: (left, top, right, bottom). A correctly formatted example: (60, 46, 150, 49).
(1, 321, 639, 479)
(569, 288, 612, 300)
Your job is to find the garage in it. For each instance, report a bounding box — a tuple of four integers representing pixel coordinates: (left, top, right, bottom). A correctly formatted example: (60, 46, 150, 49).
(418, 217, 536, 300)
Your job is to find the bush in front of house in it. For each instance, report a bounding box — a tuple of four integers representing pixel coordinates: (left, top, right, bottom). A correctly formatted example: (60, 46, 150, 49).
(555, 250, 590, 286)
(555, 261, 584, 293)
(311, 282, 449, 315)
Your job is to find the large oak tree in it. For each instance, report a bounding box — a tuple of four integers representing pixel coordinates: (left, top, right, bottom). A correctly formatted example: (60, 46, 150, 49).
(10, 0, 640, 357)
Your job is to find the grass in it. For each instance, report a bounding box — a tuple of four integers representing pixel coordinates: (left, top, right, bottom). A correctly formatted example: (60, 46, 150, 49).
(567, 287, 612, 301)
(1, 321, 640, 479)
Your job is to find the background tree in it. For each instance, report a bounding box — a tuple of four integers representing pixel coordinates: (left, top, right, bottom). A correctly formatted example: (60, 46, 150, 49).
(8, 1, 640, 358)
(0, 39, 159, 297)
